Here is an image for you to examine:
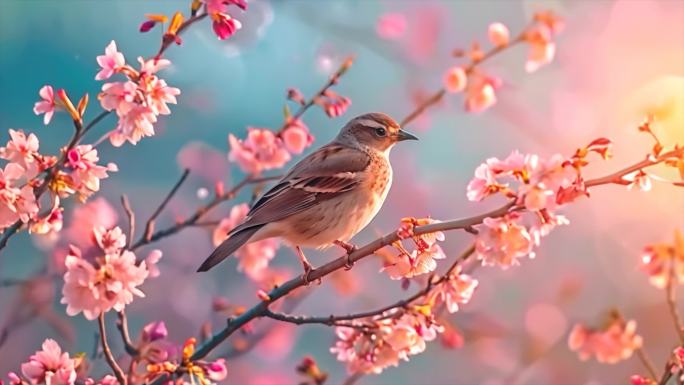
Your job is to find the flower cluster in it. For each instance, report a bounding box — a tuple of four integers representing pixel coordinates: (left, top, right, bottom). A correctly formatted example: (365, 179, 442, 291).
(0, 127, 115, 234)
(95, 41, 180, 146)
(466, 139, 612, 267)
(330, 306, 443, 374)
(212, 204, 279, 280)
(15, 339, 78, 385)
(568, 316, 643, 364)
(382, 217, 446, 279)
(333, 264, 477, 374)
(60, 226, 162, 320)
(640, 230, 684, 289)
(442, 10, 563, 113)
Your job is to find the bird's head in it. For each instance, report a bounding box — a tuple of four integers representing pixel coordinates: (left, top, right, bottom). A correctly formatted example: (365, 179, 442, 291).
(337, 112, 418, 152)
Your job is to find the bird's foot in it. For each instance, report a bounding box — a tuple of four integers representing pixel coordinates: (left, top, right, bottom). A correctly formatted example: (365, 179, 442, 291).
(295, 246, 320, 285)
(334, 240, 357, 270)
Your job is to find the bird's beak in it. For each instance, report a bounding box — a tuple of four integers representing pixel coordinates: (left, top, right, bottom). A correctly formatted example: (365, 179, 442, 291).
(396, 129, 419, 141)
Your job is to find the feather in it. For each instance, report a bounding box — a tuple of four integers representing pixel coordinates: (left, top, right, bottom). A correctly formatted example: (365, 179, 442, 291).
(197, 225, 263, 272)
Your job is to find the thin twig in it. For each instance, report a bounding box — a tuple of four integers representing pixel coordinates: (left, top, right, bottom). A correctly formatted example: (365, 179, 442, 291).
(666, 263, 684, 344)
(341, 372, 364, 385)
(121, 195, 136, 250)
(142, 169, 190, 242)
(399, 32, 527, 127)
(98, 313, 128, 385)
(116, 311, 139, 356)
(660, 363, 675, 385)
(636, 347, 659, 381)
(130, 174, 281, 251)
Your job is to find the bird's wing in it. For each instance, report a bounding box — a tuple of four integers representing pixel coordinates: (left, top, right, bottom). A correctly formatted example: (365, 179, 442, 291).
(236, 143, 370, 230)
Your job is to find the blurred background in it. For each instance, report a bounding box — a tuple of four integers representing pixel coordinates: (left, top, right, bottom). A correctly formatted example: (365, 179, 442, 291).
(1, 0, 683, 384)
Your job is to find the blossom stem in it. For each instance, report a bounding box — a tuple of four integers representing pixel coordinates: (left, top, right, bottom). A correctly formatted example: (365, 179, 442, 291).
(400, 32, 527, 127)
(116, 311, 139, 356)
(666, 264, 684, 344)
(156, 12, 208, 58)
(98, 313, 128, 385)
(129, 174, 281, 251)
(636, 346, 659, 380)
(584, 148, 684, 188)
(278, 57, 354, 134)
(120, 195, 136, 250)
(263, 245, 476, 327)
(141, 169, 190, 243)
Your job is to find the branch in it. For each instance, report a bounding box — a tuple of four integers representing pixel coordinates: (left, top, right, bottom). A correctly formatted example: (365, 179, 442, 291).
(163, 148, 683, 369)
(265, 245, 476, 327)
(116, 311, 139, 356)
(666, 263, 684, 344)
(636, 347, 659, 381)
(399, 28, 528, 127)
(98, 313, 128, 385)
(121, 195, 136, 250)
(141, 169, 190, 243)
(130, 174, 281, 251)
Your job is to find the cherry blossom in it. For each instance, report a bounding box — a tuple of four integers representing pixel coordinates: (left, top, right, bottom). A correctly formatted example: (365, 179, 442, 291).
(204, 0, 245, 40)
(429, 267, 478, 313)
(568, 317, 643, 364)
(488, 22, 510, 46)
(464, 75, 498, 113)
(0, 163, 39, 229)
(58, 145, 117, 201)
(0, 129, 42, 177)
(33, 86, 56, 125)
(20, 339, 77, 385)
(474, 214, 535, 268)
(96, 41, 180, 146)
(228, 128, 291, 174)
(60, 227, 160, 320)
(443, 66, 467, 94)
(524, 10, 563, 74)
(281, 119, 314, 155)
(95, 40, 125, 81)
(640, 230, 684, 288)
(213, 204, 280, 279)
(382, 244, 446, 279)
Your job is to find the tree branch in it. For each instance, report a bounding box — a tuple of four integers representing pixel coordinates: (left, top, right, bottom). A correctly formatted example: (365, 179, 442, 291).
(121, 195, 136, 250)
(636, 346, 658, 381)
(141, 169, 190, 243)
(129, 174, 281, 251)
(116, 311, 138, 356)
(666, 263, 684, 344)
(98, 313, 127, 385)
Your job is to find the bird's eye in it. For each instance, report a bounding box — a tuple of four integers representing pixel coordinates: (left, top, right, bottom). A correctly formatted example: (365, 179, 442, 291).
(375, 127, 387, 137)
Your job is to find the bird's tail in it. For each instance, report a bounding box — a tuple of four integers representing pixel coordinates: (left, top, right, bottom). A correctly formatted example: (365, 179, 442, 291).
(197, 225, 263, 272)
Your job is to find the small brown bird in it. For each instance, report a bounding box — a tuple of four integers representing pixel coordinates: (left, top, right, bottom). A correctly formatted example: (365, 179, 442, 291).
(197, 112, 418, 279)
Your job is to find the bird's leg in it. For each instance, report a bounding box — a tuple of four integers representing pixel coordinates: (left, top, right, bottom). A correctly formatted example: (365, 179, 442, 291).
(333, 240, 357, 270)
(295, 246, 314, 285)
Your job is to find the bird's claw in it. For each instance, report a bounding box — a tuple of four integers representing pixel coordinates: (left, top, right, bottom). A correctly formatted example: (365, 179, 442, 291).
(334, 240, 357, 270)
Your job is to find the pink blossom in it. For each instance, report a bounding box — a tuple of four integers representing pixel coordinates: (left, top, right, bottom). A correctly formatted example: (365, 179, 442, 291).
(64, 197, 118, 249)
(429, 267, 478, 313)
(33, 85, 56, 125)
(568, 318, 643, 363)
(141, 321, 168, 343)
(525, 25, 556, 73)
(228, 128, 291, 174)
(212, 13, 242, 40)
(281, 120, 314, 154)
(204, 359, 228, 381)
(99, 81, 136, 116)
(630, 375, 654, 385)
(475, 215, 535, 268)
(464, 76, 498, 113)
(109, 105, 158, 147)
(60, 232, 156, 319)
(323, 95, 351, 118)
(95, 41, 125, 81)
(624, 170, 652, 191)
(62, 145, 117, 200)
(29, 200, 64, 235)
(488, 22, 510, 46)
(84, 376, 119, 385)
(143, 77, 180, 115)
(137, 57, 171, 76)
(0, 129, 42, 179)
(444, 66, 467, 94)
(213, 204, 280, 279)
(0, 163, 39, 228)
(376, 13, 407, 40)
(382, 244, 446, 279)
(20, 339, 76, 385)
(93, 226, 126, 254)
(640, 230, 684, 289)
(145, 249, 163, 278)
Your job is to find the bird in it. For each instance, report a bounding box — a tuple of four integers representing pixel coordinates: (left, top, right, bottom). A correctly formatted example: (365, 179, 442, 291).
(197, 112, 418, 281)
